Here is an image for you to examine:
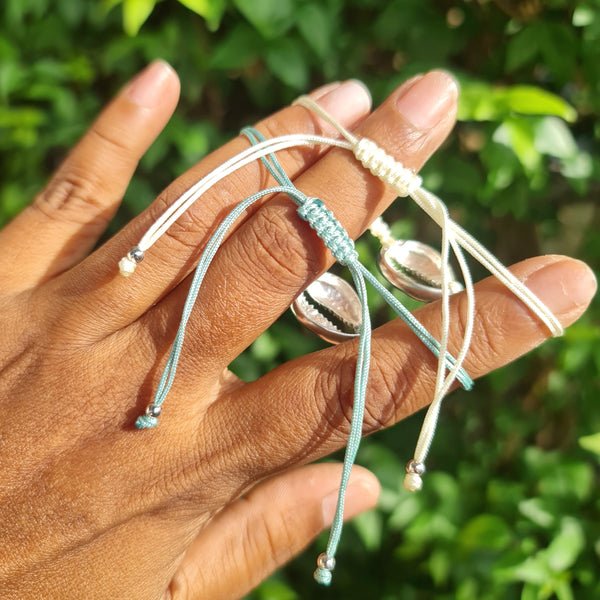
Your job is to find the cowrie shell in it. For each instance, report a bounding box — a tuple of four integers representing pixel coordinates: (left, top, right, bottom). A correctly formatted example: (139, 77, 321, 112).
(378, 240, 463, 302)
(291, 272, 361, 344)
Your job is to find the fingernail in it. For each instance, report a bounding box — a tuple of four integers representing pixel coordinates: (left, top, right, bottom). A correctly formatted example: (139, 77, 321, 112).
(126, 60, 175, 108)
(311, 81, 342, 100)
(395, 70, 458, 130)
(322, 473, 380, 527)
(316, 79, 373, 127)
(524, 258, 597, 317)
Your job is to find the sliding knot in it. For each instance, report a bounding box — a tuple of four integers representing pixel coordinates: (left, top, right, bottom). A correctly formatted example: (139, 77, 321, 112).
(297, 197, 358, 266)
(354, 138, 422, 197)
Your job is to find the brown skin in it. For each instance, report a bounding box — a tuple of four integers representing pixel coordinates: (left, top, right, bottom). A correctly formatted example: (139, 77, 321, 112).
(0, 63, 595, 599)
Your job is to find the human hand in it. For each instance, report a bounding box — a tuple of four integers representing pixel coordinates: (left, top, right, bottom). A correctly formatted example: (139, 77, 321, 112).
(0, 62, 595, 599)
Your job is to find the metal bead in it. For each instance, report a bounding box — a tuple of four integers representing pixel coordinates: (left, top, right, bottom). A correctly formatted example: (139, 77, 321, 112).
(406, 459, 425, 475)
(317, 552, 336, 571)
(145, 403, 162, 418)
(128, 247, 145, 263)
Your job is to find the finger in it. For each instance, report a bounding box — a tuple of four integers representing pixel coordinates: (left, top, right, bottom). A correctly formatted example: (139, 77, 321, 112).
(146, 70, 458, 375)
(0, 60, 180, 293)
(197, 256, 596, 489)
(55, 80, 374, 334)
(166, 464, 379, 600)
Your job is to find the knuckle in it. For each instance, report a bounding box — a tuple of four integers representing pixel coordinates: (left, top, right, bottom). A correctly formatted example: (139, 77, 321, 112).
(236, 205, 322, 295)
(257, 111, 323, 170)
(33, 169, 108, 226)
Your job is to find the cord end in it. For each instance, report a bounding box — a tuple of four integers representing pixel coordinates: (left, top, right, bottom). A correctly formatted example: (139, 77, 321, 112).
(314, 553, 335, 586)
(403, 460, 425, 492)
(135, 403, 162, 429)
(119, 247, 145, 277)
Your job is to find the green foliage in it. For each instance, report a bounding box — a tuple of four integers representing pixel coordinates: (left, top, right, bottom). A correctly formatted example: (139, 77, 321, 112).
(1, 0, 598, 598)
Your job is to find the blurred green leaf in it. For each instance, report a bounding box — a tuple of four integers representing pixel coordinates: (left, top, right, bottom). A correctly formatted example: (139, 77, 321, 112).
(578, 432, 600, 456)
(546, 518, 585, 572)
(505, 87, 577, 123)
(209, 24, 262, 69)
(458, 514, 512, 552)
(264, 38, 309, 89)
(232, 0, 295, 39)
(178, 0, 226, 30)
(459, 83, 577, 122)
(296, 3, 333, 59)
(121, 0, 158, 36)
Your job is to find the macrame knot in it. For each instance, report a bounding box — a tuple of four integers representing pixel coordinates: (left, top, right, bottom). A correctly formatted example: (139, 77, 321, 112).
(314, 567, 333, 586)
(297, 197, 358, 266)
(354, 138, 422, 197)
(135, 415, 158, 429)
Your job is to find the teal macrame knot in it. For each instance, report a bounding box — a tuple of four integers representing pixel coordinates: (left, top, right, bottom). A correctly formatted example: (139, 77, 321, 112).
(297, 197, 358, 266)
(314, 567, 333, 586)
(135, 415, 158, 429)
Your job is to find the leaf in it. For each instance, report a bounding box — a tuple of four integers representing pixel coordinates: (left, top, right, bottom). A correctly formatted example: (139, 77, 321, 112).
(458, 514, 512, 551)
(506, 26, 540, 71)
(296, 3, 332, 58)
(578, 432, 600, 456)
(505, 86, 577, 123)
(561, 152, 593, 180)
(122, 0, 157, 36)
(534, 117, 577, 158)
(178, 0, 226, 31)
(546, 517, 585, 572)
(265, 39, 309, 89)
(209, 24, 262, 69)
(458, 81, 577, 122)
(493, 118, 541, 175)
(233, 0, 295, 39)
(519, 498, 555, 528)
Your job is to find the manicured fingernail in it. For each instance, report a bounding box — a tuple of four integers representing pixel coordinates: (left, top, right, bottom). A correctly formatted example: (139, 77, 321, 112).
(316, 79, 373, 127)
(524, 259, 597, 317)
(322, 473, 380, 527)
(395, 70, 458, 130)
(126, 60, 175, 108)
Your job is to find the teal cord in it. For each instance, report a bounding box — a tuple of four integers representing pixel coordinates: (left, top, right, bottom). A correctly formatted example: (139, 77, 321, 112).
(136, 127, 473, 587)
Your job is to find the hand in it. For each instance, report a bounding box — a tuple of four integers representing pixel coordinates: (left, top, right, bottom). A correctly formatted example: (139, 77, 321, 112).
(0, 62, 595, 599)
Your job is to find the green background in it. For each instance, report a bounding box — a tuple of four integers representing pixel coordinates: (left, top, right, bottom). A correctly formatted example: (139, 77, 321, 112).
(1, 1, 599, 598)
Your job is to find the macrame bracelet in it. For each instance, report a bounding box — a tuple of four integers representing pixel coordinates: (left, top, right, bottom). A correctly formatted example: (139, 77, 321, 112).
(118, 90, 563, 587)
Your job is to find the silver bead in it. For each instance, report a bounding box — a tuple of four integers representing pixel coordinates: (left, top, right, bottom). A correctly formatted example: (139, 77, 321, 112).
(317, 552, 336, 571)
(128, 247, 145, 264)
(146, 403, 162, 418)
(406, 459, 425, 475)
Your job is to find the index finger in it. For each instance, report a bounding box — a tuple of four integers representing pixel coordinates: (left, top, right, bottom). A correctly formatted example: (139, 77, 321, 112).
(50, 80, 374, 337)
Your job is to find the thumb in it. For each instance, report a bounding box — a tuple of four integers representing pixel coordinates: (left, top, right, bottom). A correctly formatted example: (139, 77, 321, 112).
(167, 464, 380, 600)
